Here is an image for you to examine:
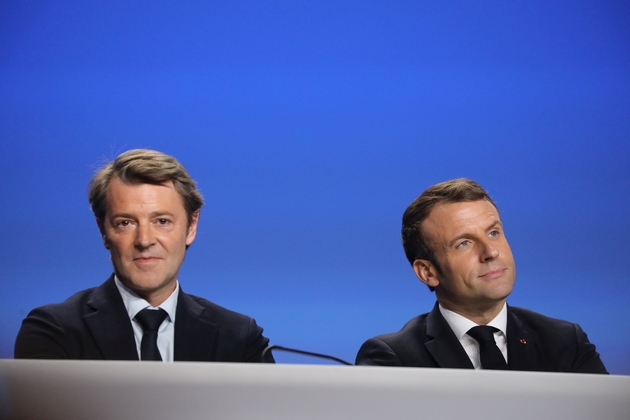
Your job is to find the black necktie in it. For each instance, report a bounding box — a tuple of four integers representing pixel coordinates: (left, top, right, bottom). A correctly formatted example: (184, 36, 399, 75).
(135, 308, 168, 361)
(467, 325, 508, 370)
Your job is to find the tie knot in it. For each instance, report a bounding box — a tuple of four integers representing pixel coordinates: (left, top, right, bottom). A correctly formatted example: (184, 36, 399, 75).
(467, 325, 500, 343)
(135, 308, 168, 332)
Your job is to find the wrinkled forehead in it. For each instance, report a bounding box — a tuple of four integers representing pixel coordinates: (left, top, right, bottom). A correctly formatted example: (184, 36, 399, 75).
(422, 200, 501, 242)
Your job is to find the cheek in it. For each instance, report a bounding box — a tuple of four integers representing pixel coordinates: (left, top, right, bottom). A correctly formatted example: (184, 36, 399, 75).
(499, 244, 514, 262)
(448, 258, 476, 282)
(108, 238, 131, 255)
(161, 234, 188, 252)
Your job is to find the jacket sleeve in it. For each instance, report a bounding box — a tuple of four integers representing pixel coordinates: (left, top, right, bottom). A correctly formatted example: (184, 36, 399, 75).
(571, 323, 608, 374)
(243, 317, 274, 363)
(355, 338, 403, 366)
(14, 307, 72, 359)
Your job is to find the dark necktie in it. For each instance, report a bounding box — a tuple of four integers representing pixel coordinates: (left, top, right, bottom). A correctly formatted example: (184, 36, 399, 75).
(467, 325, 508, 370)
(135, 308, 168, 361)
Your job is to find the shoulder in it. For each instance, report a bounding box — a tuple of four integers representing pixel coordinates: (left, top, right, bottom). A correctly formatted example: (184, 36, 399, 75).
(176, 290, 271, 363)
(508, 306, 581, 335)
(24, 285, 102, 322)
(373, 312, 431, 345)
(508, 305, 608, 373)
(14, 281, 112, 359)
(18, 277, 117, 329)
(177, 290, 264, 341)
(508, 305, 595, 349)
(181, 292, 254, 325)
(355, 312, 431, 366)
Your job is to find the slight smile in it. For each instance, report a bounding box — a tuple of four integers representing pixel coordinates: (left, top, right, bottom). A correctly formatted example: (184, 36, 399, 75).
(478, 268, 507, 279)
(133, 257, 161, 264)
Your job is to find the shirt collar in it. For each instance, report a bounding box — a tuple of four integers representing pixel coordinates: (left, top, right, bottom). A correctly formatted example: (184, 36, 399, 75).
(438, 302, 507, 340)
(114, 275, 179, 323)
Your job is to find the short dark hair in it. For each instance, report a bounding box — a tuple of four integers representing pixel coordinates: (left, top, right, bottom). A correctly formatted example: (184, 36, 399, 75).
(401, 178, 498, 270)
(88, 149, 204, 232)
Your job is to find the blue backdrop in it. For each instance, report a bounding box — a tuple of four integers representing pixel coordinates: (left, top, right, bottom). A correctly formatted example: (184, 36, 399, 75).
(1, 1, 628, 373)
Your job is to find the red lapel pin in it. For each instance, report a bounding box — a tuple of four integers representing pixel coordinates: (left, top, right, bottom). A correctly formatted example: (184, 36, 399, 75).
(519, 338, 527, 344)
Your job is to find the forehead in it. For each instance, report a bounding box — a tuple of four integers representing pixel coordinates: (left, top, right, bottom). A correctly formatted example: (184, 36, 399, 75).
(422, 200, 501, 241)
(105, 179, 185, 212)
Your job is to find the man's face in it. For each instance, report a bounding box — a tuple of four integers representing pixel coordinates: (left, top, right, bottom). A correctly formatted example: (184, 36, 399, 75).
(415, 199, 515, 315)
(100, 178, 198, 304)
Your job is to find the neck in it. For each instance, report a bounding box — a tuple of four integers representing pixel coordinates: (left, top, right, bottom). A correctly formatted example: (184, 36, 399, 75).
(438, 299, 506, 325)
(140, 285, 176, 307)
(116, 275, 178, 307)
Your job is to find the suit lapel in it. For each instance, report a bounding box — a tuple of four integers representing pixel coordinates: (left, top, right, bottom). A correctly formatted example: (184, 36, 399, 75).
(506, 306, 539, 371)
(83, 276, 138, 360)
(423, 304, 540, 370)
(173, 289, 219, 361)
(424, 303, 474, 369)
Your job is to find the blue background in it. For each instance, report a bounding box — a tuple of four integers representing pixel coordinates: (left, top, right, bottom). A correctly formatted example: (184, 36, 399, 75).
(1, 1, 628, 373)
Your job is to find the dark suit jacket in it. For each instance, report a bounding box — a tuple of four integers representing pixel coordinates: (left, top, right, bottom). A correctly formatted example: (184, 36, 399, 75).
(356, 302, 607, 373)
(15, 275, 273, 362)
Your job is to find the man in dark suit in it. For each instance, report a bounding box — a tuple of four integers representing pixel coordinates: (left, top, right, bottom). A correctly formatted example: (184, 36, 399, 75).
(15, 149, 272, 362)
(356, 179, 606, 373)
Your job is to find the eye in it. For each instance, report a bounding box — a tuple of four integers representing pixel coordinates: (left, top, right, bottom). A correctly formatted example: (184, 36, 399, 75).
(489, 230, 499, 238)
(156, 218, 171, 225)
(115, 220, 131, 227)
(456, 240, 470, 248)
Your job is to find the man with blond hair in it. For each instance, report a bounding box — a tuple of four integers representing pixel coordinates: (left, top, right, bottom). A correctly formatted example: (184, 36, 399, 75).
(16, 149, 272, 362)
(356, 178, 606, 373)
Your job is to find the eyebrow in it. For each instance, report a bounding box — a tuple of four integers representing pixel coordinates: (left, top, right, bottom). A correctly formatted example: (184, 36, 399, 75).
(110, 211, 176, 219)
(149, 211, 175, 218)
(447, 219, 503, 248)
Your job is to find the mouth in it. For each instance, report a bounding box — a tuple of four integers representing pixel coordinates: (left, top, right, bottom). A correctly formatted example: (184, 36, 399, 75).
(133, 256, 161, 264)
(479, 268, 507, 279)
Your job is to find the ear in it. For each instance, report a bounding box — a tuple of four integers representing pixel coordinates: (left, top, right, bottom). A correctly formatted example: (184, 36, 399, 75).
(186, 211, 200, 246)
(413, 259, 440, 289)
(96, 218, 110, 250)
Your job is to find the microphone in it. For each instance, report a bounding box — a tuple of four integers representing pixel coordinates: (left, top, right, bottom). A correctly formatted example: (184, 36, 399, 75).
(261, 345, 352, 365)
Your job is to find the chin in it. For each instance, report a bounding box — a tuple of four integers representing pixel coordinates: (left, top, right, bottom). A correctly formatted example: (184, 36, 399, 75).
(131, 279, 168, 291)
(493, 287, 514, 301)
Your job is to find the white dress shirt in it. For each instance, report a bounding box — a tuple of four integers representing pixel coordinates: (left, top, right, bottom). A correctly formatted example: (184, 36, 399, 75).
(114, 276, 178, 362)
(438, 303, 508, 369)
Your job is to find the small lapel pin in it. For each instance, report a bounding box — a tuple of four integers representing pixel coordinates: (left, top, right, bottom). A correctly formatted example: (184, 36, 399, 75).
(519, 338, 527, 344)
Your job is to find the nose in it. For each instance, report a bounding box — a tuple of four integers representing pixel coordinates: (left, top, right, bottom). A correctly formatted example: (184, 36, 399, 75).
(480, 239, 499, 262)
(134, 222, 156, 249)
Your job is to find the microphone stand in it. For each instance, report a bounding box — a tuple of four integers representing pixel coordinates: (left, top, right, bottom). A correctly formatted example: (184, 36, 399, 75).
(261, 345, 352, 365)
